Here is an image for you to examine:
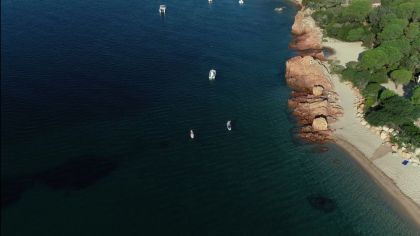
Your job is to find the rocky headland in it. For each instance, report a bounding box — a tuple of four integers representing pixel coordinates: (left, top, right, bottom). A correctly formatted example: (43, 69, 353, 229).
(286, 7, 342, 143)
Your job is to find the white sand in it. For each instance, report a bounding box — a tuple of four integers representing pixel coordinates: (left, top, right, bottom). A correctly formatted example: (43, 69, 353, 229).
(374, 154, 420, 204)
(323, 37, 364, 66)
(322, 38, 420, 226)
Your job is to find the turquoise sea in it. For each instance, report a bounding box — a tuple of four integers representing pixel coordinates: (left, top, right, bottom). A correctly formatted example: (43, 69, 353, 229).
(1, 0, 419, 235)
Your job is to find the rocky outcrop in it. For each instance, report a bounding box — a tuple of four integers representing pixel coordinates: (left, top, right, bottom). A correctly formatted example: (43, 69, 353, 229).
(286, 56, 332, 92)
(289, 8, 324, 60)
(285, 8, 343, 143)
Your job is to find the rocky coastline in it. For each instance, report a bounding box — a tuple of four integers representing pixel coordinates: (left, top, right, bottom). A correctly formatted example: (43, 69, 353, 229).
(286, 6, 342, 143)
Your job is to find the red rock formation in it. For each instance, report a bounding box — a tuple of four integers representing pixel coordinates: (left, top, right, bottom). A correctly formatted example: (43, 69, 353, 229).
(285, 56, 332, 92)
(289, 8, 324, 60)
(285, 10, 343, 143)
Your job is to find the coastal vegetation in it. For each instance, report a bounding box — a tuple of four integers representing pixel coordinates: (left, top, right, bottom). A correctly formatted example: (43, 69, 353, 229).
(307, 0, 420, 148)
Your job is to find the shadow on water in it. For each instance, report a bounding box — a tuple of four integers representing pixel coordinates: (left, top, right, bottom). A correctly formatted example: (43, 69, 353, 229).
(309, 145, 329, 154)
(1, 175, 36, 208)
(307, 194, 336, 213)
(1, 155, 120, 208)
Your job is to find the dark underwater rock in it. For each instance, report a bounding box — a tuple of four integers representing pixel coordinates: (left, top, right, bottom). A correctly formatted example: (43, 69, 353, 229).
(1, 175, 36, 208)
(307, 194, 336, 213)
(37, 155, 119, 191)
(1, 155, 120, 208)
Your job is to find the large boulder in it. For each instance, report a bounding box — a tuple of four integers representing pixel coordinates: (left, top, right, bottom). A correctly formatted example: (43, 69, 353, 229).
(312, 117, 328, 131)
(312, 85, 324, 96)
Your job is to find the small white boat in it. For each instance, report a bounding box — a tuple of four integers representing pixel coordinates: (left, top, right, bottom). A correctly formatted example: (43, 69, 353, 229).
(239, 0, 244, 4)
(226, 120, 232, 131)
(209, 69, 216, 80)
(190, 129, 195, 139)
(159, 5, 167, 14)
(274, 7, 284, 12)
(208, 0, 213, 3)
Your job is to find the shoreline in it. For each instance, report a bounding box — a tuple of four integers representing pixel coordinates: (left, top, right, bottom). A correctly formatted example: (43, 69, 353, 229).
(324, 29, 420, 231)
(335, 136, 420, 230)
(286, 2, 420, 230)
(322, 22, 420, 231)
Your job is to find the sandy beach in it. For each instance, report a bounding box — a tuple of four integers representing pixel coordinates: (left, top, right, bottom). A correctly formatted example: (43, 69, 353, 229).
(323, 37, 420, 228)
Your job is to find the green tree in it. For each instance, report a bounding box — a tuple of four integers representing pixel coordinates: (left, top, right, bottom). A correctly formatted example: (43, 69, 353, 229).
(379, 45, 404, 66)
(340, 0, 371, 23)
(365, 96, 415, 126)
(412, 38, 420, 55)
(401, 54, 420, 72)
(378, 20, 407, 42)
(390, 69, 412, 85)
(398, 123, 420, 147)
(359, 49, 387, 71)
(394, 2, 416, 20)
(380, 39, 411, 56)
(412, 86, 420, 105)
(346, 27, 365, 41)
(404, 22, 420, 42)
(370, 69, 389, 83)
(362, 83, 382, 107)
(379, 89, 397, 101)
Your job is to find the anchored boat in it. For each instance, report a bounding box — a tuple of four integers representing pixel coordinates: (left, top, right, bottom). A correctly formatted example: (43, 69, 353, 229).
(274, 7, 284, 12)
(190, 129, 195, 139)
(226, 120, 232, 131)
(209, 69, 216, 80)
(159, 5, 166, 14)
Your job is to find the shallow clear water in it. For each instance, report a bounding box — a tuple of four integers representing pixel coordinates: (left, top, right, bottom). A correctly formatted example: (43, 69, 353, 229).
(1, 0, 419, 235)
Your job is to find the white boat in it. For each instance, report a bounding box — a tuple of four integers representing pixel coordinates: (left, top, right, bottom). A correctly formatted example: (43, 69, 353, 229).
(209, 69, 216, 80)
(159, 5, 167, 14)
(239, 0, 244, 4)
(208, 0, 213, 3)
(226, 120, 232, 131)
(274, 7, 284, 12)
(190, 129, 195, 139)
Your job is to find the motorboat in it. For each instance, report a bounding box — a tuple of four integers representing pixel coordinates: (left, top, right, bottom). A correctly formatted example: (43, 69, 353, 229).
(209, 69, 216, 80)
(274, 7, 284, 12)
(226, 120, 232, 131)
(159, 5, 167, 14)
(239, 0, 244, 5)
(190, 129, 195, 139)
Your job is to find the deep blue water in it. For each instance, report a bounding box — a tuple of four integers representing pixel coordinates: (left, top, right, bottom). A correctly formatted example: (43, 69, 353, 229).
(1, 0, 419, 235)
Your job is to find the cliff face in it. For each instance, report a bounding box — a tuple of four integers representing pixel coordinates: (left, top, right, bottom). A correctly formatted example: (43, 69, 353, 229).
(286, 8, 342, 143)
